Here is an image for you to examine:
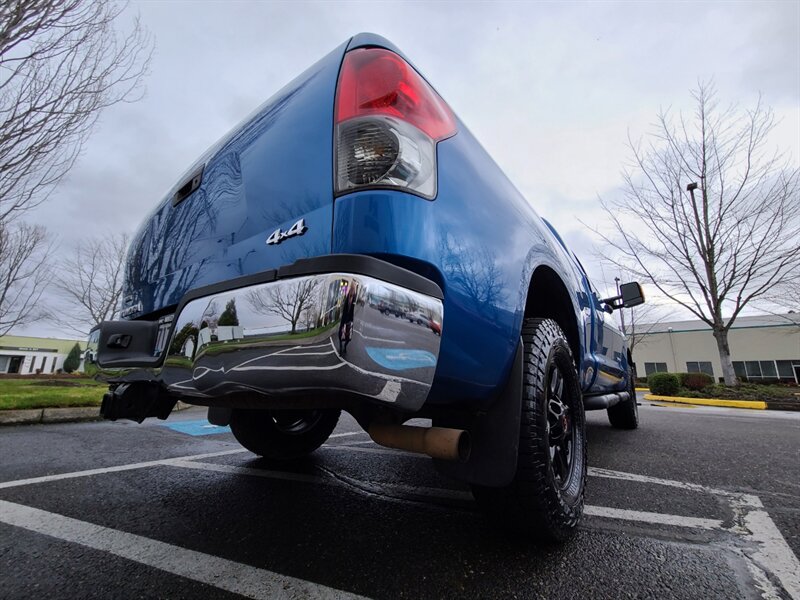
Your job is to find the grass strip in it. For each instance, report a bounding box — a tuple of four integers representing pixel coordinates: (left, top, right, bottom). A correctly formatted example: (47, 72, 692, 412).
(0, 379, 106, 410)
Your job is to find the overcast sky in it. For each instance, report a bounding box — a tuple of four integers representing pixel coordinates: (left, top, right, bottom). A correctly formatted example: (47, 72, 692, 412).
(20, 0, 800, 338)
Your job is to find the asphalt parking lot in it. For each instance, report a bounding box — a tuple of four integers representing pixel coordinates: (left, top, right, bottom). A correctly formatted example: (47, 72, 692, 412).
(1, 394, 798, 599)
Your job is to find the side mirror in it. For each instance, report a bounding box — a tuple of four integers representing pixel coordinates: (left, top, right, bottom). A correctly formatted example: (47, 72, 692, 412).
(620, 282, 645, 308)
(600, 282, 645, 310)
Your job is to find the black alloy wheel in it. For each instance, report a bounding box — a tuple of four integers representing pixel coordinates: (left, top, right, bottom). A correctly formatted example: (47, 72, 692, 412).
(546, 362, 576, 490)
(472, 317, 587, 543)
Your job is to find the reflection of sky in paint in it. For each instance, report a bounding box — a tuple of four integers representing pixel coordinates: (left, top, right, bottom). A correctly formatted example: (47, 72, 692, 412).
(366, 347, 437, 371)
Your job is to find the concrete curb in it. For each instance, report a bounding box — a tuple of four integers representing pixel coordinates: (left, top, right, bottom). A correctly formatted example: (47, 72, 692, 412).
(645, 393, 800, 411)
(0, 407, 101, 425)
(0, 401, 193, 426)
(645, 393, 769, 410)
(0, 409, 47, 425)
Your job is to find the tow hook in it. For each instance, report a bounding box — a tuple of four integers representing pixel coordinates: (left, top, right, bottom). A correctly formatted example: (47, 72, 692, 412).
(101, 382, 176, 423)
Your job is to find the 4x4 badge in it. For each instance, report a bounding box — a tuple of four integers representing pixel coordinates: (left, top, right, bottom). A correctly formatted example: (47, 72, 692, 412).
(266, 218, 308, 245)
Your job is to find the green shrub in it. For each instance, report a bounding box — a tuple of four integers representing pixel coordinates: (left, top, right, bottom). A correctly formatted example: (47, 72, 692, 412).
(682, 372, 714, 391)
(648, 372, 680, 396)
(63, 343, 82, 374)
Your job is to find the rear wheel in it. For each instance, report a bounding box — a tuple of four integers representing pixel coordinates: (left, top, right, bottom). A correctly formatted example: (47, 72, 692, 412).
(472, 318, 586, 543)
(607, 368, 639, 429)
(230, 408, 341, 460)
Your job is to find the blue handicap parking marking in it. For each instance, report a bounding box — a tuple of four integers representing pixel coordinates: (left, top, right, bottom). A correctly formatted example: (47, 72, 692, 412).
(365, 347, 437, 371)
(161, 419, 231, 436)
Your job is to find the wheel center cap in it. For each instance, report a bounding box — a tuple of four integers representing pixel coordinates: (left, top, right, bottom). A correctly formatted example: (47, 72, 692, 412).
(549, 399, 569, 442)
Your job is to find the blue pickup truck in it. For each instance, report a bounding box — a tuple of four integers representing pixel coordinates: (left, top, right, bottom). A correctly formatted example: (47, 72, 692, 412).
(90, 33, 644, 542)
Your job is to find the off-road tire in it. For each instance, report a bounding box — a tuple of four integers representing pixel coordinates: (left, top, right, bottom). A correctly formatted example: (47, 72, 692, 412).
(472, 318, 587, 543)
(230, 408, 341, 460)
(607, 368, 639, 429)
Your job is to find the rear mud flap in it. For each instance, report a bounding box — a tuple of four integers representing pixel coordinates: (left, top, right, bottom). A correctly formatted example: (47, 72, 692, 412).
(433, 339, 522, 487)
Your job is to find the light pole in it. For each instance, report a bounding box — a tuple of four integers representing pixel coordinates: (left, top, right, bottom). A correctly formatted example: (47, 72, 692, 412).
(686, 181, 698, 203)
(667, 327, 678, 373)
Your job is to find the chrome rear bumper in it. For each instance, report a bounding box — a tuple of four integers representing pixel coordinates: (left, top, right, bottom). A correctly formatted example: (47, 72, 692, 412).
(91, 262, 443, 413)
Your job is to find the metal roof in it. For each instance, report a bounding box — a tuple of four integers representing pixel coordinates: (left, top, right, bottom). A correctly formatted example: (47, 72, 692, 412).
(0, 335, 87, 354)
(637, 313, 800, 334)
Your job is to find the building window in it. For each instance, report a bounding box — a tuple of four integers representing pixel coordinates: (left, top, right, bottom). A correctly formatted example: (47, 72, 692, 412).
(686, 361, 714, 377)
(39, 356, 46, 372)
(644, 362, 668, 376)
(50, 356, 56, 373)
(745, 361, 761, 378)
(732, 359, 799, 381)
(760, 361, 777, 378)
(28, 356, 35, 373)
(776, 360, 800, 383)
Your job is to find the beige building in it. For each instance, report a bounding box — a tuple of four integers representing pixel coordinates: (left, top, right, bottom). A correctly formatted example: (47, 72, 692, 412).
(0, 335, 87, 375)
(631, 313, 800, 383)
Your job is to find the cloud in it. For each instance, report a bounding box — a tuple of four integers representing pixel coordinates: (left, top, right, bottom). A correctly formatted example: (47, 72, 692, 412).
(17, 1, 799, 338)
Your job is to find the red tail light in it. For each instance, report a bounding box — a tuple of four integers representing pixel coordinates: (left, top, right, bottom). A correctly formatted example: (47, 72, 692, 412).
(336, 48, 456, 140)
(335, 47, 457, 199)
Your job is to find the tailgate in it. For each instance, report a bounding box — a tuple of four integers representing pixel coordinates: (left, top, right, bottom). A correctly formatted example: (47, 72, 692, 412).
(123, 41, 348, 317)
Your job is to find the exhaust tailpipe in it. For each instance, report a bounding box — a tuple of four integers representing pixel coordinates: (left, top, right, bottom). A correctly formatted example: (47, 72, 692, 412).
(368, 424, 471, 462)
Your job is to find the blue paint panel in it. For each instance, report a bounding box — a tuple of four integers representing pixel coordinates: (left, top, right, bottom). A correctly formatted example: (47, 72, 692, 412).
(366, 347, 437, 371)
(125, 39, 349, 314)
(161, 419, 231, 436)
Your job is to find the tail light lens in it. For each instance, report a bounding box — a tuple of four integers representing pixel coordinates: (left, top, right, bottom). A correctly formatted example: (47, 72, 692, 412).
(335, 48, 456, 199)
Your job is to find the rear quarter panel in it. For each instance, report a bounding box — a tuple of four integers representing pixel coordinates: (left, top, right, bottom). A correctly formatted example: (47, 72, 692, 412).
(332, 120, 593, 406)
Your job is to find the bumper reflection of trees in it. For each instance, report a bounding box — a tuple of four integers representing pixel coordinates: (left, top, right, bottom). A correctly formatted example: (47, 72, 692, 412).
(246, 279, 321, 334)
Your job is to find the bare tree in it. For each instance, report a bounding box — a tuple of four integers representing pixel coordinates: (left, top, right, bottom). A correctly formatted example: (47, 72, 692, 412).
(624, 301, 678, 355)
(0, 222, 51, 335)
(765, 279, 800, 314)
(53, 233, 129, 334)
(597, 82, 800, 385)
(593, 262, 678, 355)
(0, 0, 152, 221)
(301, 303, 320, 332)
(247, 279, 321, 334)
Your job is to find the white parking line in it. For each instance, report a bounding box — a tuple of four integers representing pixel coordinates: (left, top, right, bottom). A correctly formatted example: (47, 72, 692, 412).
(0, 449, 247, 490)
(583, 506, 723, 530)
(166, 459, 734, 530)
(588, 466, 761, 502)
(734, 498, 800, 599)
(0, 499, 364, 600)
(0, 444, 797, 599)
(321, 444, 799, 599)
(354, 329, 405, 344)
